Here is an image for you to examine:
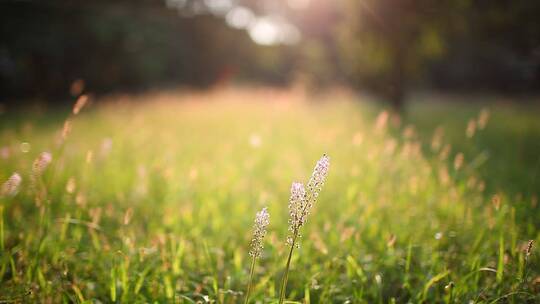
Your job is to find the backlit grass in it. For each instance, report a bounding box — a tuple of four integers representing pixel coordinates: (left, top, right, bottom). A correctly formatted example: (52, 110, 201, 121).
(0, 88, 538, 303)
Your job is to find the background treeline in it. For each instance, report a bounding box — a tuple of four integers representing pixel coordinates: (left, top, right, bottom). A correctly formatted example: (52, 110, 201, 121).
(1, 0, 539, 105)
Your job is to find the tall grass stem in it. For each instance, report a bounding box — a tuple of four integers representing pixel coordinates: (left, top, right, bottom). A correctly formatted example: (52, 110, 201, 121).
(244, 257, 257, 304)
(0, 205, 4, 251)
(279, 235, 296, 304)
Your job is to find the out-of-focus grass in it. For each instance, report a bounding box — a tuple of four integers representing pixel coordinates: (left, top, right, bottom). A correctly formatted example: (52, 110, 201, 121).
(407, 94, 540, 197)
(0, 88, 538, 303)
(405, 94, 540, 233)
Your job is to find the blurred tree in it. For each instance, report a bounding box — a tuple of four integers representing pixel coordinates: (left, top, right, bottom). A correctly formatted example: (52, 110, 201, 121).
(336, 0, 463, 111)
(429, 0, 540, 93)
(0, 0, 287, 102)
(1, 0, 539, 104)
(336, 0, 540, 110)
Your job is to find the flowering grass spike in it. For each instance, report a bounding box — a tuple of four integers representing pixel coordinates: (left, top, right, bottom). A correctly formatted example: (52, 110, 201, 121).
(279, 154, 330, 304)
(1, 172, 22, 198)
(33, 152, 52, 176)
(249, 207, 270, 258)
(244, 207, 270, 304)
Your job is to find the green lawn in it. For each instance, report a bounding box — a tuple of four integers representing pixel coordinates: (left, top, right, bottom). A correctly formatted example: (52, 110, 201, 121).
(0, 89, 538, 303)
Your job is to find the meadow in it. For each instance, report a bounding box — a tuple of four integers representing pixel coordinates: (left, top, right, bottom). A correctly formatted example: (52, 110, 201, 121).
(0, 88, 539, 303)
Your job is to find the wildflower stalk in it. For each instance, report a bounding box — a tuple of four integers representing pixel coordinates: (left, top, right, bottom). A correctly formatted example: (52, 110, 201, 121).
(32, 152, 52, 206)
(50, 95, 87, 189)
(32, 153, 52, 239)
(278, 155, 330, 304)
(0, 205, 4, 251)
(244, 255, 256, 304)
(1, 172, 22, 251)
(521, 240, 534, 283)
(244, 207, 269, 304)
(278, 233, 296, 304)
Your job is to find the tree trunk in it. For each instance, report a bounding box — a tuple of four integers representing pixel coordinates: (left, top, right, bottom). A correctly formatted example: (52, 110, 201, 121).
(389, 43, 406, 113)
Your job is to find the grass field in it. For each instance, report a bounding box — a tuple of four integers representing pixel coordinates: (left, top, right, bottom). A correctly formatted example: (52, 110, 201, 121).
(0, 88, 539, 303)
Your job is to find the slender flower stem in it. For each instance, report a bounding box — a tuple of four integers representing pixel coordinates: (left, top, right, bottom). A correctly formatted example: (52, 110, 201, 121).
(245, 207, 269, 303)
(244, 256, 257, 304)
(279, 155, 329, 304)
(279, 234, 296, 304)
(0, 205, 4, 251)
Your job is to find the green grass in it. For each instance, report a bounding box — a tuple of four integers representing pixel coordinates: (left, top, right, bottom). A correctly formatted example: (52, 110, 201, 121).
(0, 88, 538, 303)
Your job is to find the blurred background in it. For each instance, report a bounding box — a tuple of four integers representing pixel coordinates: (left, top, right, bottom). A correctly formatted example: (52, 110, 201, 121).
(1, 2, 540, 302)
(1, 0, 540, 109)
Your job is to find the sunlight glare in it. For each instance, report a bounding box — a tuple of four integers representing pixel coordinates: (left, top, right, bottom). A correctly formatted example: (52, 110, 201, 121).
(248, 16, 301, 46)
(249, 17, 281, 46)
(204, 0, 233, 15)
(226, 6, 255, 29)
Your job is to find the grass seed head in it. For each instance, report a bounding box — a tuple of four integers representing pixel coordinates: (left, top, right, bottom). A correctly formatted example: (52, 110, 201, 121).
(287, 154, 330, 245)
(66, 177, 76, 194)
(32, 152, 52, 176)
(375, 111, 389, 131)
(491, 194, 501, 211)
(73, 95, 88, 115)
(62, 120, 72, 140)
(306, 154, 330, 205)
(478, 108, 490, 129)
(439, 144, 451, 161)
(466, 119, 477, 138)
(1, 172, 22, 197)
(526, 240, 534, 258)
(249, 207, 270, 258)
(431, 127, 444, 151)
(454, 153, 464, 170)
(288, 182, 306, 238)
